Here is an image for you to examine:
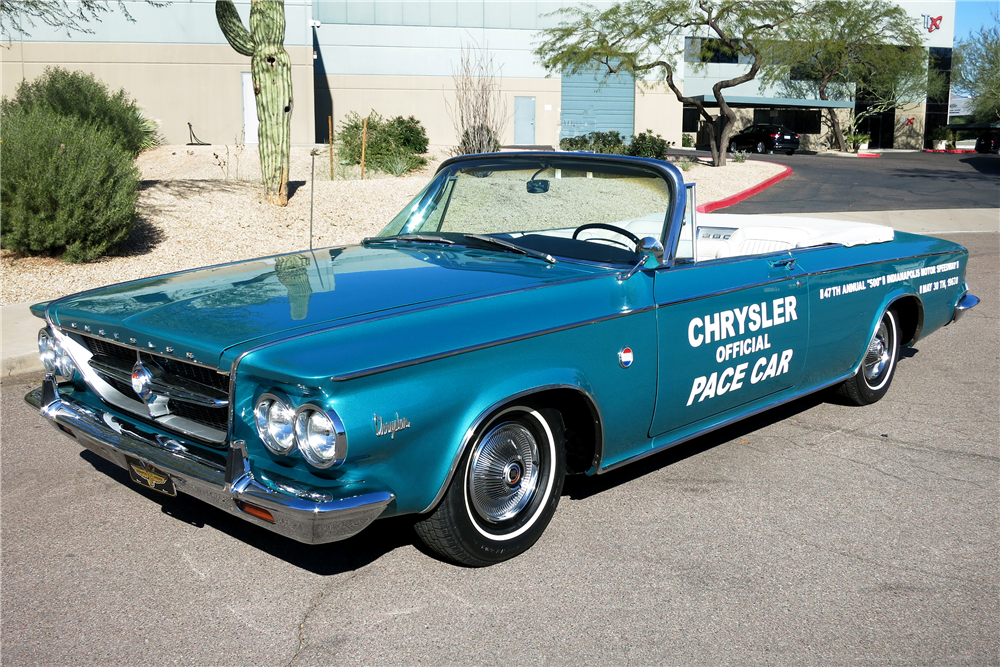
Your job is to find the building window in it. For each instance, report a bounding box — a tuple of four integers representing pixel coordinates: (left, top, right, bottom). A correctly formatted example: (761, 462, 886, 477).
(682, 107, 701, 133)
(685, 37, 739, 64)
(753, 108, 822, 134)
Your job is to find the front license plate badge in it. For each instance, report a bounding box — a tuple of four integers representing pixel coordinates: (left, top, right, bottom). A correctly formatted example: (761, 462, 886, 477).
(125, 456, 177, 496)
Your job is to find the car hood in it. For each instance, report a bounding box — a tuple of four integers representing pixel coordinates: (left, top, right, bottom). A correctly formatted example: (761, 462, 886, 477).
(45, 245, 602, 368)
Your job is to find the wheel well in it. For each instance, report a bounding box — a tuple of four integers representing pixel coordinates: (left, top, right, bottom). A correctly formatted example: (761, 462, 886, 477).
(891, 296, 923, 346)
(527, 388, 601, 475)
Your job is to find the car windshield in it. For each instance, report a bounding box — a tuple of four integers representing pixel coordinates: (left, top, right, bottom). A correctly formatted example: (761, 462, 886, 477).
(374, 156, 675, 265)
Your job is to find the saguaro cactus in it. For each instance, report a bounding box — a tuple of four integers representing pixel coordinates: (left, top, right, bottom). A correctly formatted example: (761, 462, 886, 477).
(216, 0, 292, 206)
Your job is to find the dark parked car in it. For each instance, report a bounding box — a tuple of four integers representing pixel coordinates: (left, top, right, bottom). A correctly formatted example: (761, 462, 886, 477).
(728, 124, 800, 155)
(975, 132, 999, 154)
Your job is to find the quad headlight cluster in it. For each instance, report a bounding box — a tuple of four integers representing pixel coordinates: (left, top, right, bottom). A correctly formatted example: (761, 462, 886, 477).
(254, 393, 347, 468)
(37, 329, 76, 379)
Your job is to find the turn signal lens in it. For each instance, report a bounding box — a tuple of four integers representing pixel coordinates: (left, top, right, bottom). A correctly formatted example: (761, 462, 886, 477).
(235, 500, 275, 523)
(294, 405, 346, 469)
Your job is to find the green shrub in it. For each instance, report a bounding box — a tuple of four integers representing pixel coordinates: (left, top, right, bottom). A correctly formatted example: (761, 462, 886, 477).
(387, 115, 429, 154)
(731, 150, 750, 163)
(338, 110, 428, 174)
(2, 67, 159, 155)
(1, 105, 140, 262)
(561, 129, 673, 158)
(560, 130, 628, 154)
(682, 133, 694, 147)
(627, 129, 672, 159)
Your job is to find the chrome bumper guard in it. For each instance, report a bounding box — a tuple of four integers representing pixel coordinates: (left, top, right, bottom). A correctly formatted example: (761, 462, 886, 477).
(25, 375, 394, 545)
(953, 292, 980, 323)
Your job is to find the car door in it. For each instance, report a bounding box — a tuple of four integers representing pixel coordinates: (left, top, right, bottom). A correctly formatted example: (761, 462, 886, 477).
(649, 250, 810, 437)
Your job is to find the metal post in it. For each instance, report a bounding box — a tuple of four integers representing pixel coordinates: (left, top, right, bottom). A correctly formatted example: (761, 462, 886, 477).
(360, 117, 368, 180)
(309, 148, 319, 249)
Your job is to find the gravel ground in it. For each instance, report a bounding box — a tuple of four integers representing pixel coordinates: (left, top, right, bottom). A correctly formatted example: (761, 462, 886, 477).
(0, 146, 782, 305)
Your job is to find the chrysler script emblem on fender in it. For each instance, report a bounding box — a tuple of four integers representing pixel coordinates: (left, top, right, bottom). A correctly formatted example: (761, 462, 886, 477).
(374, 413, 411, 439)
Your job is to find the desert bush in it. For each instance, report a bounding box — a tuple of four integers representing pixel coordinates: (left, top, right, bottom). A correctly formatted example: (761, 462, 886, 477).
(560, 130, 628, 154)
(627, 129, 672, 159)
(339, 111, 428, 174)
(676, 157, 695, 171)
(731, 150, 750, 163)
(0, 105, 140, 262)
(561, 129, 673, 158)
(2, 66, 159, 155)
(387, 115, 429, 154)
(457, 124, 501, 155)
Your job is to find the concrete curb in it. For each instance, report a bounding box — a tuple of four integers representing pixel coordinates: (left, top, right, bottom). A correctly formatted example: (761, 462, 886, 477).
(697, 164, 793, 213)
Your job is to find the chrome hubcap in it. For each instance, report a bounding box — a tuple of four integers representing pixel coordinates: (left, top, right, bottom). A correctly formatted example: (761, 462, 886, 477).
(468, 422, 540, 523)
(863, 321, 890, 381)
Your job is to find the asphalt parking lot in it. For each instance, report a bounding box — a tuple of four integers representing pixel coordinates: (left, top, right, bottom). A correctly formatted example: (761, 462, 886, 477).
(1, 230, 996, 665)
(685, 149, 1000, 213)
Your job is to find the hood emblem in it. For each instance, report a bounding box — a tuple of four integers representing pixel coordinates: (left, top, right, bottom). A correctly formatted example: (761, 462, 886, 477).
(131, 361, 170, 417)
(131, 361, 155, 400)
(374, 413, 411, 439)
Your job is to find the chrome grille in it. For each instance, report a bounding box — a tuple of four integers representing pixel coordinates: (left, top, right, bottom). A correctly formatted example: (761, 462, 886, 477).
(78, 335, 230, 444)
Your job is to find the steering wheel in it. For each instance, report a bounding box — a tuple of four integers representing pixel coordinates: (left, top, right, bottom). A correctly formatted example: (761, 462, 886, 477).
(572, 223, 642, 251)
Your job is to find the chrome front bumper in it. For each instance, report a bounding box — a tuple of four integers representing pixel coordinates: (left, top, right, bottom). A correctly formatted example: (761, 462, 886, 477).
(25, 375, 394, 545)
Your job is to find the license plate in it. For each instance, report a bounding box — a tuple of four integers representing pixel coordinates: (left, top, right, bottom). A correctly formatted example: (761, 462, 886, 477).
(125, 456, 177, 496)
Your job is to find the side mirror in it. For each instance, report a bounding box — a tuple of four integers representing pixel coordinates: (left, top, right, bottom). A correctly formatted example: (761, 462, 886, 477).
(640, 236, 664, 265)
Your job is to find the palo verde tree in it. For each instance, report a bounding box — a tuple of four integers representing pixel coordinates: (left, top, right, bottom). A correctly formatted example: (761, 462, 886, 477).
(535, 0, 805, 166)
(0, 0, 163, 36)
(952, 11, 1000, 123)
(216, 0, 292, 206)
(761, 0, 931, 151)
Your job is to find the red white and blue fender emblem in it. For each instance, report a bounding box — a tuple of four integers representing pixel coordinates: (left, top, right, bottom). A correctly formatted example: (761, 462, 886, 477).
(618, 347, 634, 368)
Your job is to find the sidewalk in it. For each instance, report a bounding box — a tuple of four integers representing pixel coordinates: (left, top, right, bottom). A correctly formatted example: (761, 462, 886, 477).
(3, 208, 996, 378)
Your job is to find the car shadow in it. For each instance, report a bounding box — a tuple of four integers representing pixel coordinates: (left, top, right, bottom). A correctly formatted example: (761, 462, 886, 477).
(958, 154, 1000, 176)
(79, 449, 418, 575)
(76, 350, 924, 573)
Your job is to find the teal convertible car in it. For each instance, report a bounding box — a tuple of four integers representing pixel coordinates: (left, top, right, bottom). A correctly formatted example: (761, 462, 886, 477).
(27, 153, 978, 566)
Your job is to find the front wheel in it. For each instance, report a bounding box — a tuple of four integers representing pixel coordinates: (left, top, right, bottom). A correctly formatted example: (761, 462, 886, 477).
(414, 406, 566, 566)
(786, 150, 795, 156)
(836, 309, 900, 405)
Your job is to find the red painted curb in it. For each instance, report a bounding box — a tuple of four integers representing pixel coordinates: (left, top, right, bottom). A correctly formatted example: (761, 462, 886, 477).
(697, 164, 793, 213)
(858, 152, 881, 158)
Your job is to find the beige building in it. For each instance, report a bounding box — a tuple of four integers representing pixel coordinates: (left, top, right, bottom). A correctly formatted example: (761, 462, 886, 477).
(1, 0, 954, 151)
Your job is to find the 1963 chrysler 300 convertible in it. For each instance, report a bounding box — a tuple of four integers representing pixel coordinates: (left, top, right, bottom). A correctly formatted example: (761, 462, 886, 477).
(26, 152, 978, 566)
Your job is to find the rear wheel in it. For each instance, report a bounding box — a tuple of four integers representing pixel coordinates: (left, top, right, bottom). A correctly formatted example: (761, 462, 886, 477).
(414, 405, 566, 566)
(836, 309, 899, 405)
(786, 150, 795, 156)
(755, 141, 766, 154)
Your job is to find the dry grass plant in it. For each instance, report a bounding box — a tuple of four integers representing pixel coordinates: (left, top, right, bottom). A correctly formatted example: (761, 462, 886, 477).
(448, 43, 508, 155)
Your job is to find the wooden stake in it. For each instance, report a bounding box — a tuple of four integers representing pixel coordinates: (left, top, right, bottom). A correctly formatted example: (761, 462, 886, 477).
(328, 115, 334, 180)
(360, 117, 368, 180)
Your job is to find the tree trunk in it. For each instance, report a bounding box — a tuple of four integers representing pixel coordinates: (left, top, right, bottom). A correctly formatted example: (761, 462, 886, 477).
(217, 0, 292, 207)
(826, 107, 847, 152)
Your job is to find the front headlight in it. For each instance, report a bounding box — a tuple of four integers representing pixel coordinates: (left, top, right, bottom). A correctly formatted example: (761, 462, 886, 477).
(38, 330, 57, 372)
(38, 329, 76, 379)
(254, 394, 296, 455)
(294, 405, 346, 469)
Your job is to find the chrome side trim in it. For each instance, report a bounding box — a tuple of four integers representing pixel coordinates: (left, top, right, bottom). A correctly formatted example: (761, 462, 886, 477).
(26, 376, 394, 545)
(598, 374, 851, 473)
(420, 383, 604, 514)
(329, 307, 656, 383)
(953, 292, 979, 323)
